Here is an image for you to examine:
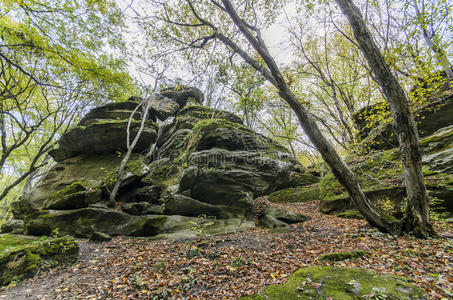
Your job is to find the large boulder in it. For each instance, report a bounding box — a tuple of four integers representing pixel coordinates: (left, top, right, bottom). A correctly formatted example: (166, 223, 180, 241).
(10, 87, 312, 239)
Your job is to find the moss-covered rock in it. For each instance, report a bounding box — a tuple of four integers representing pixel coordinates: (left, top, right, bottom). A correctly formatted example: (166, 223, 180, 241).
(336, 210, 364, 219)
(24, 208, 146, 238)
(42, 181, 101, 210)
(13, 154, 124, 218)
(355, 91, 453, 150)
(268, 184, 320, 203)
(318, 123, 453, 216)
(260, 215, 288, 229)
(319, 250, 370, 262)
(0, 234, 78, 286)
(240, 266, 426, 299)
(164, 194, 239, 218)
(16, 91, 313, 239)
(264, 207, 309, 224)
(0, 219, 24, 234)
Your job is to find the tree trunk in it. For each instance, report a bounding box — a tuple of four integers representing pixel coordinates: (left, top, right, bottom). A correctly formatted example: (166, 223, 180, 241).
(335, 0, 434, 238)
(220, 0, 400, 234)
(412, 0, 453, 85)
(108, 97, 152, 207)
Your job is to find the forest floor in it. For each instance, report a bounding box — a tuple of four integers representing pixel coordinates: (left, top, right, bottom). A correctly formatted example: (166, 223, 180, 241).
(0, 200, 451, 299)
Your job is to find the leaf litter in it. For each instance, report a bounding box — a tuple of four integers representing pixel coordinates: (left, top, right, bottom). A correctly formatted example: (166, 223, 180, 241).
(0, 200, 451, 299)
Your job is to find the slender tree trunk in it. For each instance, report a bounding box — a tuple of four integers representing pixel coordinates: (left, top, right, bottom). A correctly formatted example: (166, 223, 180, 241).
(335, 0, 434, 238)
(220, 0, 399, 234)
(412, 0, 453, 84)
(108, 97, 152, 207)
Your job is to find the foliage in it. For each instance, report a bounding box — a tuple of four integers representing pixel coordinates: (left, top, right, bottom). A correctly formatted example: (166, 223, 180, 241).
(0, 0, 136, 218)
(189, 214, 216, 233)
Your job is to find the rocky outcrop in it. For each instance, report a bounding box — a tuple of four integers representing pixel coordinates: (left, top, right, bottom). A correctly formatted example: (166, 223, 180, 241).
(7, 87, 313, 239)
(319, 89, 453, 217)
(354, 90, 453, 150)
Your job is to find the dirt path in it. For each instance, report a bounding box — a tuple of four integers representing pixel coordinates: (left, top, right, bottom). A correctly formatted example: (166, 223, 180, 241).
(1, 201, 451, 299)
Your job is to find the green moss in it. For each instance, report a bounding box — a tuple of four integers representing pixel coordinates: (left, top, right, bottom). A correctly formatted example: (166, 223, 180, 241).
(240, 266, 426, 299)
(0, 234, 37, 253)
(0, 235, 78, 286)
(319, 250, 370, 262)
(268, 185, 320, 203)
(42, 180, 102, 210)
(268, 227, 292, 233)
(336, 210, 364, 219)
(102, 155, 149, 186)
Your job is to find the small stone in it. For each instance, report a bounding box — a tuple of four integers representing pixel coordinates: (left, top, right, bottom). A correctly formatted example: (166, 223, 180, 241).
(261, 214, 288, 229)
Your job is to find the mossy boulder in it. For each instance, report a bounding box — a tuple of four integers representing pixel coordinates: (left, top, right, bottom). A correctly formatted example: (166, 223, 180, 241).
(24, 208, 146, 238)
(42, 181, 101, 210)
(240, 266, 426, 299)
(0, 234, 78, 286)
(78, 100, 145, 125)
(264, 207, 309, 224)
(336, 210, 364, 219)
(164, 194, 239, 218)
(12, 154, 124, 218)
(1, 219, 24, 234)
(268, 184, 320, 203)
(260, 214, 288, 229)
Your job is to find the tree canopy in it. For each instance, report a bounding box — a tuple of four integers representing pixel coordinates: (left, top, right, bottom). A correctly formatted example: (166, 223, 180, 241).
(0, 0, 136, 215)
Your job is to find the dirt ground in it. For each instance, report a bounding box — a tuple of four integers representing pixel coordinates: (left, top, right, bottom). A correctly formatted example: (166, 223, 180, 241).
(1, 200, 451, 299)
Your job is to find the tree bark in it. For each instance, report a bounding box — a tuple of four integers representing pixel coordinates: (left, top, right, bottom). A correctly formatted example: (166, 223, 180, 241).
(335, 0, 434, 238)
(219, 0, 399, 234)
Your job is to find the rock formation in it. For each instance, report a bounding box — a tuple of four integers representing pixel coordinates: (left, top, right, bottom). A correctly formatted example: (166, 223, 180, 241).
(4, 87, 316, 239)
(313, 90, 453, 218)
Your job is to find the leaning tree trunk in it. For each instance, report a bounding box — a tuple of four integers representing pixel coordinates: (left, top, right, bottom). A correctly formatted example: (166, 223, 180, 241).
(335, 0, 434, 238)
(220, 0, 399, 234)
